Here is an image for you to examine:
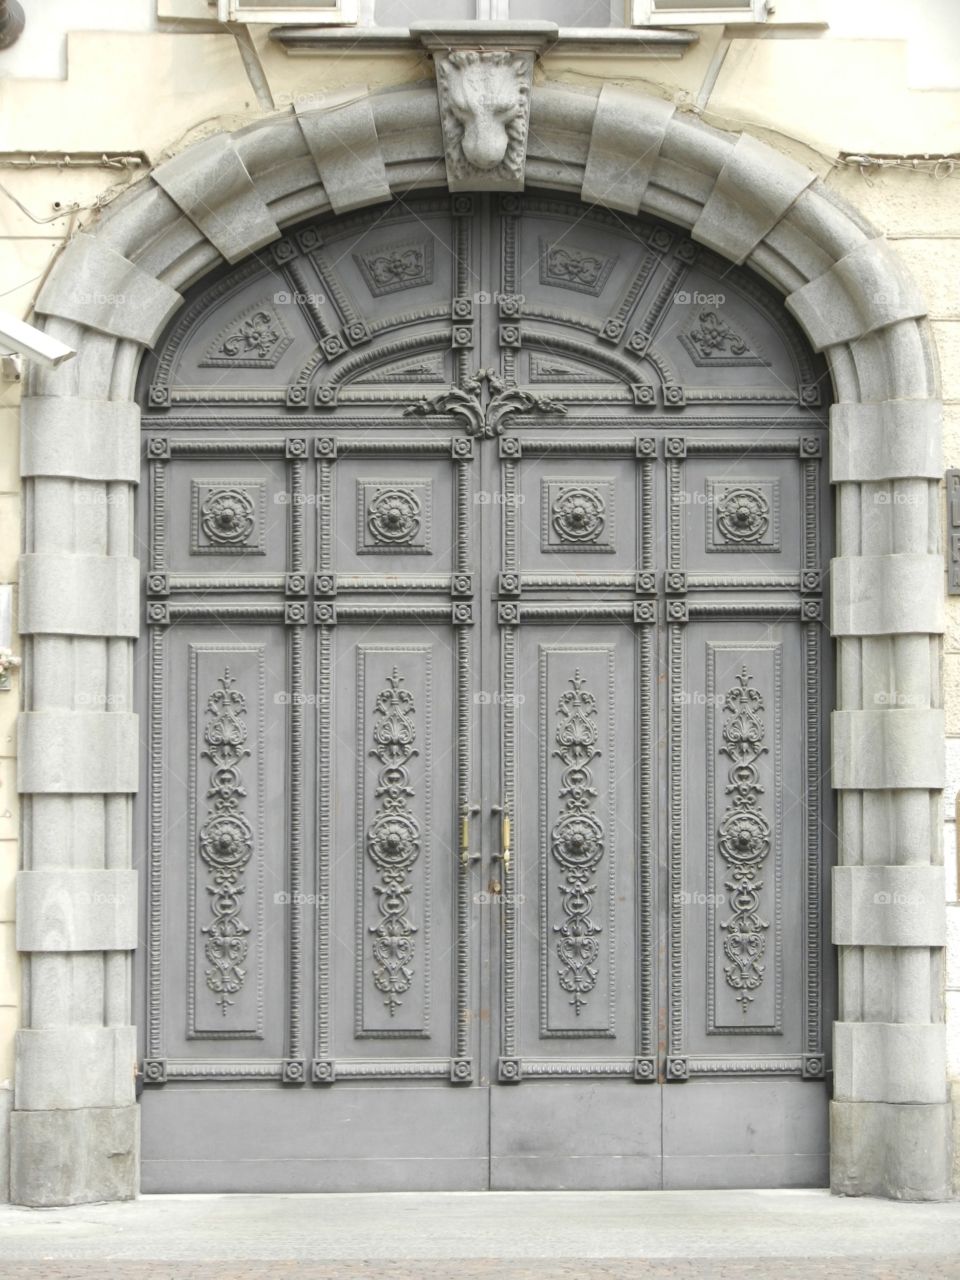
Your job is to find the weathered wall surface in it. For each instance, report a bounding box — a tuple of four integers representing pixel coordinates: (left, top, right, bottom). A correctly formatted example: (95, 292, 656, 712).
(0, 0, 958, 1198)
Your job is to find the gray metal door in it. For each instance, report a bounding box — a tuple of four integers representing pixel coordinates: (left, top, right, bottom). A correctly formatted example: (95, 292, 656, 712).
(136, 192, 833, 1192)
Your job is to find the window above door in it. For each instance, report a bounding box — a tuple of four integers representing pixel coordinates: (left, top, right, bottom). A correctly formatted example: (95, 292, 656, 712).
(218, 0, 772, 26)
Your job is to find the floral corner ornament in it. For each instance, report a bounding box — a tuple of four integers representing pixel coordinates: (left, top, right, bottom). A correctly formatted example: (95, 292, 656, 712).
(0, 646, 21, 690)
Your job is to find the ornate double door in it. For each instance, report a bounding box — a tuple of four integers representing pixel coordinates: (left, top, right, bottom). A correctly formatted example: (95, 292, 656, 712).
(136, 191, 833, 1191)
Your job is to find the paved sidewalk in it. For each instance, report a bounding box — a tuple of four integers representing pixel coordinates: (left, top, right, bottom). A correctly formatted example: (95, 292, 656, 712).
(0, 1190, 959, 1279)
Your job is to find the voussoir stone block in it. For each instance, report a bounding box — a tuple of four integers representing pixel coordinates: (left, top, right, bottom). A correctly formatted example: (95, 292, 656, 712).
(9, 1105, 139, 1206)
(153, 134, 280, 265)
(20, 553, 139, 638)
(691, 132, 814, 265)
(786, 237, 928, 350)
(296, 93, 391, 215)
(581, 85, 674, 215)
(830, 400, 942, 482)
(33, 234, 182, 347)
(16, 868, 138, 953)
(14, 1026, 137, 1110)
(831, 709, 944, 790)
(833, 865, 946, 948)
(18, 712, 138, 794)
(831, 554, 944, 636)
(20, 397, 141, 484)
(833, 1022, 947, 1104)
(830, 1100, 952, 1200)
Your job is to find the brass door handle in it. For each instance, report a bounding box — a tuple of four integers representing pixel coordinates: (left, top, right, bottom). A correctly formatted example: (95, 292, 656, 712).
(492, 808, 511, 877)
(460, 805, 481, 869)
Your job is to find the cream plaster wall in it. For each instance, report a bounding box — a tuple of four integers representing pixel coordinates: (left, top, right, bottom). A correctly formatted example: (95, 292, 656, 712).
(0, 2, 958, 1192)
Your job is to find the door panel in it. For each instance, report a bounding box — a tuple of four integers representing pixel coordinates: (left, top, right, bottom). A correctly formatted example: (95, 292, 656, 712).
(326, 624, 465, 1065)
(498, 624, 649, 1069)
(137, 189, 833, 1192)
(667, 619, 822, 1070)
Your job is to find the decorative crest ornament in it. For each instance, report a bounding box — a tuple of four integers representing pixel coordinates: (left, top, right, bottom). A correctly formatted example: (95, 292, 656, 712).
(404, 368, 565, 438)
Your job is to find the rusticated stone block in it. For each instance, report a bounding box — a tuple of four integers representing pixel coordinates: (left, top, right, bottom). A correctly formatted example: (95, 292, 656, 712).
(9, 1105, 139, 1206)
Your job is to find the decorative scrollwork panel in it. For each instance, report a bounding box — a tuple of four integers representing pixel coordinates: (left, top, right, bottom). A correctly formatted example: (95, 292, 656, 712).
(355, 644, 434, 1037)
(706, 642, 783, 1034)
(536, 643, 618, 1039)
(188, 644, 266, 1038)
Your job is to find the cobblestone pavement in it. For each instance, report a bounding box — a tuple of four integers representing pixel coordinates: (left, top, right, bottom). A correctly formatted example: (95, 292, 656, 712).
(3, 1262, 960, 1279)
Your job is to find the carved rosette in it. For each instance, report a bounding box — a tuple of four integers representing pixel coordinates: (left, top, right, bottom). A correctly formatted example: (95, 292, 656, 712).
(717, 667, 771, 1011)
(552, 486, 606, 544)
(200, 487, 257, 547)
(367, 668, 421, 1015)
(715, 486, 769, 545)
(366, 487, 422, 546)
(551, 671, 605, 1015)
(434, 49, 535, 192)
(198, 669, 254, 1014)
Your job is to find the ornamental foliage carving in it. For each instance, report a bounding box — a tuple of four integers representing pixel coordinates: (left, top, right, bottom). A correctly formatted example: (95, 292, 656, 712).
(354, 241, 434, 297)
(199, 669, 254, 1014)
(717, 667, 771, 1011)
(551, 671, 605, 1015)
(539, 240, 617, 296)
(200, 305, 292, 369)
(679, 309, 766, 367)
(367, 668, 421, 1016)
(405, 368, 565, 438)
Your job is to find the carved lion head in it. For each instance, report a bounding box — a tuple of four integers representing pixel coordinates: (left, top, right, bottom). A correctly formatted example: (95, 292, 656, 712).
(438, 51, 529, 178)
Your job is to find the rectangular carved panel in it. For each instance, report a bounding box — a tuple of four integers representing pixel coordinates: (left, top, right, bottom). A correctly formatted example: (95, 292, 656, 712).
(323, 620, 467, 1076)
(502, 620, 648, 1077)
(668, 618, 819, 1075)
(144, 622, 290, 1072)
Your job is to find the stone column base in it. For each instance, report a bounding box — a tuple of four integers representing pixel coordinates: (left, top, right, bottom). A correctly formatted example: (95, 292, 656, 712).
(831, 1100, 953, 1201)
(9, 1105, 139, 1206)
(0, 1084, 11, 1202)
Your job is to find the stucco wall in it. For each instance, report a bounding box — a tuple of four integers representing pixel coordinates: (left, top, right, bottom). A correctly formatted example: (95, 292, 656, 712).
(0, 0, 958, 1195)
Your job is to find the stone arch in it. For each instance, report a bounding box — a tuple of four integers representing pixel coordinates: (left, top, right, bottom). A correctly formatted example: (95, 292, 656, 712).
(12, 81, 947, 1205)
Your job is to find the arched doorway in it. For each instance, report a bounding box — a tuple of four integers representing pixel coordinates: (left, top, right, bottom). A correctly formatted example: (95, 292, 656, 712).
(134, 190, 834, 1191)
